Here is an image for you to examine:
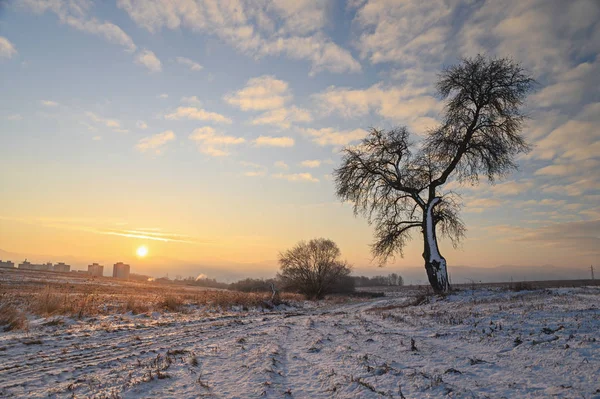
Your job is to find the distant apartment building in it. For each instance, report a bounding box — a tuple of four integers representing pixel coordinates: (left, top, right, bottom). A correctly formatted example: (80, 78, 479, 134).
(0, 260, 15, 269)
(112, 262, 130, 279)
(18, 260, 52, 271)
(88, 263, 104, 277)
(53, 262, 70, 272)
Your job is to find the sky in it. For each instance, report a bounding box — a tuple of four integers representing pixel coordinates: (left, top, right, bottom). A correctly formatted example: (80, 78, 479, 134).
(0, 0, 598, 282)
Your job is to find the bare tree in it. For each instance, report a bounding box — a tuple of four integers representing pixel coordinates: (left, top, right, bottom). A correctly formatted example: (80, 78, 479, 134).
(278, 238, 351, 299)
(334, 55, 534, 293)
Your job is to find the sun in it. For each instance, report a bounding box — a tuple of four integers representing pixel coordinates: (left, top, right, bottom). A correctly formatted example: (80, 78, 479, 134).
(136, 245, 148, 257)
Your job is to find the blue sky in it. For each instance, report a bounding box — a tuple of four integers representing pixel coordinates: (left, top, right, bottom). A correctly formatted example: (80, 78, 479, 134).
(0, 0, 598, 281)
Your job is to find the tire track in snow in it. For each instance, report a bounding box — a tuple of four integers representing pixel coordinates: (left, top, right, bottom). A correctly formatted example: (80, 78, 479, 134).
(0, 313, 295, 394)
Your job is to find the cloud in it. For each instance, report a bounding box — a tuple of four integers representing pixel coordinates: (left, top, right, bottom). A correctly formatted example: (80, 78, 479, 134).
(6, 114, 23, 121)
(459, 1, 600, 76)
(352, 0, 452, 66)
(266, 1, 328, 35)
(541, 178, 599, 197)
(225, 76, 291, 111)
(165, 107, 232, 124)
(85, 111, 127, 132)
(464, 197, 503, 213)
(65, 17, 137, 52)
(530, 62, 598, 109)
(189, 126, 245, 156)
(176, 56, 203, 71)
(300, 160, 321, 168)
(274, 161, 289, 169)
(300, 127, 366, 146)
(512, 219, 600, 257)
(136, 130, 176, 154)
(313, 83, 441, 130)
(20, 0, 137, 52)
(272, 172, 319, 182)
(251, 106, 311, 128)
(0, 36, 17, 59)
(136, 120, 148, 129)
(531, 102, 600, 162)
(257, 35, 361, 75)
(226, 75, 312, 128)
(0, 215, 196, 243)
(489, 180, 534, 196)
(253, 136, 294, 147)
(535, 160, 600, 177)
(41, 100, 59, 107)
(158, 93, 169, 99)
(181, 96, 202, 105)
(240, 161, 267, 177)
(117, 0, 360, 75)
(135, 49, 162, 72)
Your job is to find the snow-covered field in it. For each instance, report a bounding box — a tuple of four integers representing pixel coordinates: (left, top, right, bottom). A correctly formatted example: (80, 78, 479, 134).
(1, 286, 599, 398)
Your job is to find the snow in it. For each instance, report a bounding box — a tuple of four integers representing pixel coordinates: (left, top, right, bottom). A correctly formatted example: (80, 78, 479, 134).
(1, 287, 599, 398)
(425, 198, 443, 264)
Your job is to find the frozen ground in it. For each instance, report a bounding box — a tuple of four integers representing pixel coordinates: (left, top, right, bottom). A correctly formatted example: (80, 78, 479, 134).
(0, 286, 599, 398)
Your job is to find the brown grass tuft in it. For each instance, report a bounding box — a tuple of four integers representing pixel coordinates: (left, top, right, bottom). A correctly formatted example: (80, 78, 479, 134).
(161, 294, 185, 312)
(0, 304, 28, 331)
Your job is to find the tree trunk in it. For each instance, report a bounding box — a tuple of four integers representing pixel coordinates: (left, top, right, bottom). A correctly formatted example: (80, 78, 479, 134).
(423, 198, 450, 293)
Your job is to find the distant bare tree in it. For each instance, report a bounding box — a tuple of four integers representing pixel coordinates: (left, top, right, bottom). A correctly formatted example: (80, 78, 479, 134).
(334, 55, 534, 293)
(278, 238, 351, 299)
(388, 273, 403, 286)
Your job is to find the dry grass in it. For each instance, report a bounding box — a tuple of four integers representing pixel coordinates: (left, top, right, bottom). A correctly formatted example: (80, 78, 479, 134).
(0, 303, 28, 331)
(122, 296, 151, 314)
(29, 286, 99, 318)
(161, 294, 185, 312)
(0, 273, 305, 319)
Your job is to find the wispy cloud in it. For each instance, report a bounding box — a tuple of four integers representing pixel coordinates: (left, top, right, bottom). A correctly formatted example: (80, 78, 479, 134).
(189, 126, 245, 157)
(225, 76, 291, 111)
(21, 0, 136, 52)
(176, 56, 203, 71)
(181, 96, 202, 105)
(86, 111, 126, 132)
(251, 106, 312, 128)
(300, 160, 321, 168)
(41, 100, 59, 107)
(0, 36, 17, 59)
(300, 127, 366, 146)
(136, 120, 148, 129)
(272, 172, 319, 183)
(490, 220, 600, 257)
(253, 136, 294, 148)
(274, 161, 289, 170)
(135, 49, 162, 72)
(117, 1, 360, 75)
(136, 130, 175, 154)
(226, 75, 312, 128)
(313, 83, 441, 132)
(240, 161, 267, 177)
(489, 180, 534, 196)
(0, 215, 195, 243)
(165, 107, 232, 124)
(100, 229, 193, 243)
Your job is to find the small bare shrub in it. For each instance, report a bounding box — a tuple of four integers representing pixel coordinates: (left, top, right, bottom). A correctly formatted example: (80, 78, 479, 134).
(509, 281, 534, 292)
(161, 295, 184, 312)
(123, 296, 150, 314)
(32, 286, 66, 315)
(0, 304, 28, 331)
